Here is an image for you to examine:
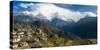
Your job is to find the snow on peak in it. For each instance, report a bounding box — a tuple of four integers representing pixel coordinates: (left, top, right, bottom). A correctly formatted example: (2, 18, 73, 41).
(18, 3, 96, 22)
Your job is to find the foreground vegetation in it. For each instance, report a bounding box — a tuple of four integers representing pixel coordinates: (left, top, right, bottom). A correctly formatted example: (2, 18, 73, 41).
(10, 21, 97, 49)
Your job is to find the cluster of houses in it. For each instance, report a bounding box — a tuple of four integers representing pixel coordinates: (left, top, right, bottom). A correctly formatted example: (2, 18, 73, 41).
(10, 30, 31, 49)
(10, 28, 49, 48)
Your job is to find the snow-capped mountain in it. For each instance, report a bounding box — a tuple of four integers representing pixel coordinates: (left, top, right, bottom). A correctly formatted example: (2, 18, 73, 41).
(13, 3, 96, 22)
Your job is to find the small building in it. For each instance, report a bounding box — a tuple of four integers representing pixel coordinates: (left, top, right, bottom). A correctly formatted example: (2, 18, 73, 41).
(18, 41, 29, 47)
(12, 35, 21, 43)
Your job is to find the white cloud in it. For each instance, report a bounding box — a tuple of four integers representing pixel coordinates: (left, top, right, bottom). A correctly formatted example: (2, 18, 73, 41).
(19, 3, 34, 8)
(14, 6, 18, 9)
(29, 3, 83, 22)
(18, 3, 97, 22)
(21, 11, 32, 15)
(87, 12, 97, 17)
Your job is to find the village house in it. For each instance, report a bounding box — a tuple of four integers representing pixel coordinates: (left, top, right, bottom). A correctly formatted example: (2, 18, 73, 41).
(12, 35, 21, 43)
(19, 41, 29, 47)
(10, 31, 30, 48)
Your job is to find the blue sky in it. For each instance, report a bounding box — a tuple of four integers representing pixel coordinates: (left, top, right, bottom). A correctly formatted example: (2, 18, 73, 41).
(11, 1, 97, 13)
(10, 1, 97, 22)
(55, 4, 97, 13)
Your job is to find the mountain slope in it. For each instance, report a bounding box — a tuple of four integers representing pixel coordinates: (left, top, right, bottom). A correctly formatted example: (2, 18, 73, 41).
(72, 17, 97, 39)
(12, 19, 88, 48)
(50, 17, 77, 37)
(11, 12, 97, 48)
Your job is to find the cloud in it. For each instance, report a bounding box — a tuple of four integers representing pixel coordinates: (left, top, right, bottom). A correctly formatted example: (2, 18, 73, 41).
(17, 3, 97, 22)
(86, 12, 97, 17)
(14, 6, 18, 9)
(29, 3, 83, 22)
(19, 3, 34, 8)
